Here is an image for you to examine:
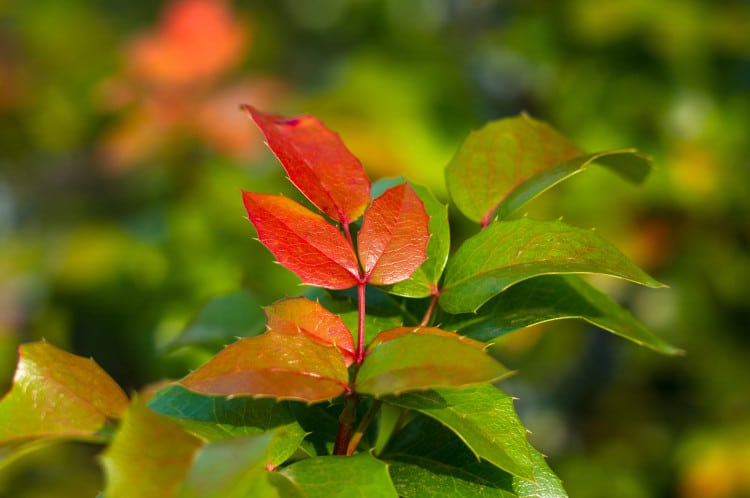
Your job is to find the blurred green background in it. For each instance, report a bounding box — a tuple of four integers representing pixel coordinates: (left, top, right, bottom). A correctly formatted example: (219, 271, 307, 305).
(1, 0, 749, 496)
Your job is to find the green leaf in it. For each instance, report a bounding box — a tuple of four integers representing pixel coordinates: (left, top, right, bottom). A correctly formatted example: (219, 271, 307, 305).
(101, 397, 202, 498)
(163, 292, 266, 353)
(512, 447, 568, 498)
(275, 452, 398, 498)
(382, 415, 516, 497)
(179, 333, 349, 403)
(355, 332, 510, 397)
(495, 150, 652, 220)
(446, 114, 581, 225)
(440, 217, 666, 314)
(384, 385, 534, 480)
(0, 341, 129, 444)
(148, 385, 306, 465)
(443, 275, 682, 355)
(176, 434, 279, 498)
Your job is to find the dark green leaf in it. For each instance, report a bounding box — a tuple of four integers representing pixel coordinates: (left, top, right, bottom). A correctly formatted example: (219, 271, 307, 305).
(163, 292, 265, 353)
(384, 385, 534, 480)
(148, 384, 306, 465)
(356, 332, 510, 397)
(443, 275, 682, 355)
(384, 183, 450, 298)
(440, 218, 666, 314)
(445, 114, 581, 224)
(276, 452, 398, 498)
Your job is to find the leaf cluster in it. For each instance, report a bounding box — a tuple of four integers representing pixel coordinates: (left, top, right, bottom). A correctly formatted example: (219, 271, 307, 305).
(0, 108, 680, 497)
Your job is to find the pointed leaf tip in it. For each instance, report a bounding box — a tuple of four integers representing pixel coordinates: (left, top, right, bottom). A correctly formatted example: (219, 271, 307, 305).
(242, 191, 360, 289)
(242, 105, 371, 225)
(358, 183, 430, 285)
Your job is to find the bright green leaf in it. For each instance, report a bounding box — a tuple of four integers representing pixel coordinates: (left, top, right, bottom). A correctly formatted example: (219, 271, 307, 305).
(355, 333, 510, 397)
(384, 385, 534, 480)
(163, 292, 265, 353)
(384, 183, 450, 298)
(512, 447, 568, 498)
(101, 397, 202, 498)
(443, 275, 682, 355)
(495, 150, 651, 220)
(176, 434, 279, 498)
(440, 218, 666, 314)
(179, 333, 349, 403)
(275, 452, 398, 498)
(445, 114, 581, 225)
(0, 341, 129, 444)
(148, 384, 306, 466)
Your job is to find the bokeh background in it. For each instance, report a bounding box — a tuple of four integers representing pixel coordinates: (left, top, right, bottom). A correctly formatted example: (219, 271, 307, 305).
(1, 1, 749, 496)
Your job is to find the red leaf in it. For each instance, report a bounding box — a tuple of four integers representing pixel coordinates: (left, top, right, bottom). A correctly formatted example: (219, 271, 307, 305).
(265, 297, 356, 366)
(357, 183, 430, 285)
(243, 105, 371, 225)
(180, 333, 349, 403)
(366, 326, 487, 352)
(242, 192, 361, 289)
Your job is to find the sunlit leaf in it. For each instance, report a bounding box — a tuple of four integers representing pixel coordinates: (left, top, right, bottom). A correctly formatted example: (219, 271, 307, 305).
(148, 385, 306, 466)
(0, 342, 129, 444)
(242, 192, 360, 289)
(163, 292, 265, 352)
(385, 385, 534, 480)
(444, 275, 682, 355)
(446, 114, 581, 225)
(512, 447, 568, 498)
(179, 333, 349, 403)
(495, 149, 652, 220)
(384, 183, 450, 297)
(243, 105, 371, 225)
(358, 183, 430, 285)
(355, 332, 510, 397)
(265, 297, 355, 366)
(366, 326, 485, 350)
(274, 452, 398, 498)
(101, 396, 202, 498)
(176, 434, 279, 498)
(440, 217, 666, 314)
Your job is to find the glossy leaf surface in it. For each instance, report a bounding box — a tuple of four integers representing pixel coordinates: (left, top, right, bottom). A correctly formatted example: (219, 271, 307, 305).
(385, 386, 534, 480)
(444, 275, 682, 355)
(384, 416, 516, 498)
(265, 297, 355, 366)
(243, 105, 371, 225)
(512, 447, 569, 498)
(440, 217, 665, 314)
(179, 333, 349, 403)
(384, 183, 450, 297)
(275, 452, 398, 498)
(0, 342, 129, 443)
(243, 192, 360, 289)
(495, 149, 652, 219)
(164, 292, 265, 352)
(148, 384, 306, 464)
(358, 183, 430, 285)
(101, 397, 202, 498)
(366, 326, 486, 350)
(446, 114, 581, 224)
(356, 332, 510, 397)
(176, 434, 278, 498)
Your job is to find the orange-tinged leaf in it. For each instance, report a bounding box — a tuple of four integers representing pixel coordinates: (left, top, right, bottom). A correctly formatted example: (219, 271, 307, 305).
(101, 396, 202, 498)
(0, 342, 129, 443)
(358, 183, 430, 285)
(265, 297, 355, 366)
(180, 333, 349, 403)
(242, 191, 361, 289)
(366, 326, 487, 351)
(243, 105, 371, 225)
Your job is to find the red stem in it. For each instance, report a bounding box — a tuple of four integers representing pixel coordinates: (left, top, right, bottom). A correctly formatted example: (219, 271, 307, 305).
(420, 290, 440, 327)
(356, 281, 367, 364)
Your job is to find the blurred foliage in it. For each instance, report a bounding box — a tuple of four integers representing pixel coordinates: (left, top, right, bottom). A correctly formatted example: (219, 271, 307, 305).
(0, 0, 748, 496)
